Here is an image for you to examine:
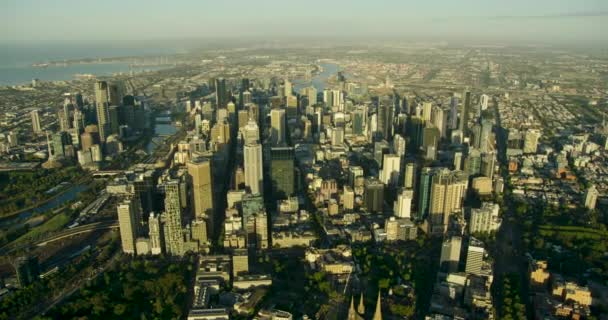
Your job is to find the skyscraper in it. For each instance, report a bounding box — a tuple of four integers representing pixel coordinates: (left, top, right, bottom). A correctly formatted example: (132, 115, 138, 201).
(440, 236, 462, 273)
(283, 78, 292, 97)
(422, 102, 432, 122)
(270, 146, 295, 199)
(377, 97, 394, 141)
(187, 158, 215, 236)
(449, 95, 459, 130)
(380, 154, 401, 186)
(404, 162, 416, 190)
(31, 109, 41, 133)
(352, 107, 367, 136)
(244, 142, 264, 195)
(215, 78, 228, 109)
(465, 238, 485, 275)
(394, 189, 413, 219)
(94, 80, 111, 142)
(523, 129, 541, 154)
(364, 179, 384, 213)
(270, 108, 286, 146)
(428, 168, 468, 234)
(417, 167, 433, 220)
(459, 90, 471, 133)
(584, 185, 599, 210)
(117, 197, 141, 254)
(149, 212, 164, 255)
(163, 180, 185, 256)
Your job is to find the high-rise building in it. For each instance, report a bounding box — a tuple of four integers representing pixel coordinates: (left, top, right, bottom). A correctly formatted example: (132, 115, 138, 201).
(449, 95, 459, 130)
(241, 119, 260, 145)
(215, 78, 228, 109)
(417, 167, 434, 220)
(428, 168, 468, 234)
(163, 180, 185, 256)
(352, 107, 367, 136)
(465, 238, 485, 275)
(187, 158, 215, 235)
(323, 89, 333, 107)
(244, 143, 264, 195)
(422, 102, 432, 122)
(117, 197, 141, 254)
(270, 146, 295, 199)
(364, 179, 384, 213)
(440, 236, 462, 273)
(377, 97, 394, 141)
(469, 202, 501, 234)
(394, 189, 413, 219)
(479, 119, 493, 153)
(432, 106, 447, 138)
(523, 129, 541, 154)
(380, 154, 401, 186)
(480, 94, 489, 111)
(283, 79, 293, 97)
(31, 109, 41, 133)
(149, 212, 164, 255)
(94, 81, 111, 142)
(584, 185, 599, 210)
(464, 148, 482, 177)
(270, 108, 286, 146)
(459, 91, 471, 133)
(404, 162, 416, 190)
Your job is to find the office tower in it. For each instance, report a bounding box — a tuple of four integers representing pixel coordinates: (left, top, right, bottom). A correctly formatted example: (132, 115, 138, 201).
(422, 102, 432, 122)
(459, 91, 471, 133)
(331, 127, 344, 146)
(306, 86, 317, 106)
(464, 148, 482, 177)
(404, 162, 416, 190)
(283, 78, 292, 97)
(377, 97, 394, 141)
(215, 78, 228, 108)
(352, 107, 367, 136)
(232, 249, 249, 276)
(480, 94, 489, 111)
(210, 121, 231, 147)
(248, 212, 269, 249)
(188, 158, 215, 235)
(73, 109, 83, 133)
(449, 96, 459, 130)
(349, 166, 364, 187)
(585, 185, 599, 210)
(432, 106, 447, 138)
(374, 140, 390, 168)
(270, 108, 286, 146)
(454, 151, 463, 170)
(269, 146, 295, 197)
(149, 212, 164, 255)
(394, 189, 413, 218)
(364, 179, 385, 213)
(117, 197, 141, 254)
(479, 119, 493, 153)
(481, 153, 496, 180)
(429, 169, 468, 234)
(107, 83, 121, 106)
(244, 142, 264, 195)
(469, 202, 501, 234)
(407, 116, 424, 151)
(323, 89, 333, 107)
(57, 110, 69, 132)
(417, 167, 433, 220)
(15, 256, 40, 288)
(108, 105, 120, 135)
(238, 110, 249, 129)
(440, 236, 462, 273)
(393, 134, 407, 157)
(380, 154, 401, 186)
(241, 119, 260, 145)
(163, 180, 185, 256)
(465, 238, 485, 275)
(343, 186, 355, 210)
(523, 129, 541, 154)
(31, 110, 41, 133)
(51, 131, 71, 158)
(94, 81, 111, 142)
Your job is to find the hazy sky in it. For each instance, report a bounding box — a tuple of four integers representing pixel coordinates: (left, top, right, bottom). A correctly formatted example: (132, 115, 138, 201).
(2, 0, 608, 45)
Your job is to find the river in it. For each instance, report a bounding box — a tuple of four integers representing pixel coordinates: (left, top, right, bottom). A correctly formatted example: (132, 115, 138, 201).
(145, 115, 178, 154)
(293, 62, 340, 92)
(0, 184, 89, 228)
